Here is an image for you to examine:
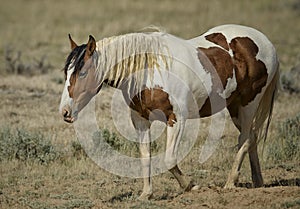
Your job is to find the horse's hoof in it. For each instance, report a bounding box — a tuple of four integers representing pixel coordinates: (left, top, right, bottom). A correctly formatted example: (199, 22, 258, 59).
(191, 185, 200, 190)
(185, 181, 200, 192)
(224, 182, 236, 189)
(138, 192, 153, 201)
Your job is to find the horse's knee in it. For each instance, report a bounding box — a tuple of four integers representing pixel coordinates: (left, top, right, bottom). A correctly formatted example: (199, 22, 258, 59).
(164, 157, 177, 170)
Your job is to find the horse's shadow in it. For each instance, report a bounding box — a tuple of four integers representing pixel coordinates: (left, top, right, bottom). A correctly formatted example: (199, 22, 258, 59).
(106, 191, 135, 203)
(105, 178, 300, 203)
(238, 178, 300, 188)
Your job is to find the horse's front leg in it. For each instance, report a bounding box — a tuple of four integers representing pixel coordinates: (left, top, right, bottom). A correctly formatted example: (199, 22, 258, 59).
(139, 136, 152, 200)
(131, 112, 152, 200)
(165, 120, 199, 192)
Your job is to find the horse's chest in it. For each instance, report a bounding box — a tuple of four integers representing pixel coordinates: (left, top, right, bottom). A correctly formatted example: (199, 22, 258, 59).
(129, 86, 177, 127)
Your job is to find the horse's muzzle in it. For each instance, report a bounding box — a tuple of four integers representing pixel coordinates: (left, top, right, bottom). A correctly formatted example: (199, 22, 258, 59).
(62, 108, 76, 123)
(63, 116, 75, 123)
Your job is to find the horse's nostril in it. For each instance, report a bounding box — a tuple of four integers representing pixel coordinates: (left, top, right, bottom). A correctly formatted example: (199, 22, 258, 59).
(63, 109, 69, 117)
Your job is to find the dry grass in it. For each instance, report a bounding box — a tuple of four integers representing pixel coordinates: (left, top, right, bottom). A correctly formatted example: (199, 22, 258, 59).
(0, 0, 299, 72)
(0, 0, 300, 208)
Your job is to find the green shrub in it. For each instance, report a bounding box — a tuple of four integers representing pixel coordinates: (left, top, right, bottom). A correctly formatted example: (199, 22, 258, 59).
(92, 128, 139, 157)
(101, 128, 124, 151)
(70, 140, 87, 159)
(0, 128, 60, 164)
(71, 128, 165, 160)
(267, 113, 300, 163)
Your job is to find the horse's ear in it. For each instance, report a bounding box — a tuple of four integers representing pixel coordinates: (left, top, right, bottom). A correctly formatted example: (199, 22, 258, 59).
(69, 34, 78, 50)
(85, 35, 96, 60)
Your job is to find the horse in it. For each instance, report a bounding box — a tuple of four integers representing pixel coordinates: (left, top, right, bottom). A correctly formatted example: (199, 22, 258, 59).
(59, 24, 279, 199)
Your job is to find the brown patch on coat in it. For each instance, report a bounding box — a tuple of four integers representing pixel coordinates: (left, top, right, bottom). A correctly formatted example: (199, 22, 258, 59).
(197, 45, 236, 117)
(129, 86, 177, 127)
(205, 33, 230, 50)
(198, 35, 268, 116)
(229, 37, 268, 106)
(198, 47, 234, 88)
(68, 73, 78, 98)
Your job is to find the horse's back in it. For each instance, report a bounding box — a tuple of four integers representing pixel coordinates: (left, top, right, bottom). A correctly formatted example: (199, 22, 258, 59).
(142, 25, 279, 118)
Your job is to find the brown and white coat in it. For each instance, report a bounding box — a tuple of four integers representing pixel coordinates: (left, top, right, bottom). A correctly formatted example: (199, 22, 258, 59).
(59, 24, 279, 199)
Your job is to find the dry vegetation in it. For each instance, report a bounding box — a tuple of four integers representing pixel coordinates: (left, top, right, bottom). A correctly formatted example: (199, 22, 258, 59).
(0, 0, 299, 208)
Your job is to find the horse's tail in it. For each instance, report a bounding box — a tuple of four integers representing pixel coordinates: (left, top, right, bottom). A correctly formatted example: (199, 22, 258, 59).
(253, 62, 280, 149)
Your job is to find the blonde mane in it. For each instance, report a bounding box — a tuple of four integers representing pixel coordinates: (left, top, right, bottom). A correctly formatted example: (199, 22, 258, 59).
(95, 32, 171, 90)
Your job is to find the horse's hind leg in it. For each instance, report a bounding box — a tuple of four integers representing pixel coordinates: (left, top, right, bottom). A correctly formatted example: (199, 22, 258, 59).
(225, 131, 263, 188)
(248, 132, 263, 187)
(165, 120, 199, 191)
(225, 104, 263, 188)
(224, 136, 251, 188)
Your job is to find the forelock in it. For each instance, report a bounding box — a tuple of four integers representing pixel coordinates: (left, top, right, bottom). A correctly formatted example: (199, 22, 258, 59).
(64, 44, 87, 78)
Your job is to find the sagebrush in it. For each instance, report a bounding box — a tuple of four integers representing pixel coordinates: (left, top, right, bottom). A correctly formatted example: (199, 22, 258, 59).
(0, 127, 60, 164)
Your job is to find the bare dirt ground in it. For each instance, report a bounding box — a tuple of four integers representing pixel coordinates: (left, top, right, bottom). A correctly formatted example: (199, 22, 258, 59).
(0, 74, 299, 209)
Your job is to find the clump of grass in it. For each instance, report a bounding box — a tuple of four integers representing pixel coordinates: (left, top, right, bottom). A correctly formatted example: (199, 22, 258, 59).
(0, 127, 60, 164)
(266, 113, 300, 164)
(281, 64, 300, 94)
(70, 140, 88, 160)
(67, 128, 140, 160)
(71, 128, 163, 160)
(101, 128, 125, 151)
(92, 128, 140, 157)
(4, 46, 53, 76)
(61, 199, 94, 209)
(281, 199, 300, 209)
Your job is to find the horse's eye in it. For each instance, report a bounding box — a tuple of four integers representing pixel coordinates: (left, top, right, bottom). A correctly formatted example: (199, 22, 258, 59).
(79, 71, 87, 78)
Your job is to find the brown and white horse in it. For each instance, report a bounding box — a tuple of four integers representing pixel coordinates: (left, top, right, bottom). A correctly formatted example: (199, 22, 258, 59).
(59, 24, 279, 199)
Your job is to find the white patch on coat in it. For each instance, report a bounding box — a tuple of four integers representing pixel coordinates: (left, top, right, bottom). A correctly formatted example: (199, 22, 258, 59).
(218, 69, 237, 99)
(59, 65, 74, 113)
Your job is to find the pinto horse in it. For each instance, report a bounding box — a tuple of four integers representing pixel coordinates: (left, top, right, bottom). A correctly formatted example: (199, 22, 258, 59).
(59, 24, 279, 199)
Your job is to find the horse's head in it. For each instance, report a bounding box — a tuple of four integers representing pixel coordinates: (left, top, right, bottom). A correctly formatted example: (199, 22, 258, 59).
(59, 34, 100, 123)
